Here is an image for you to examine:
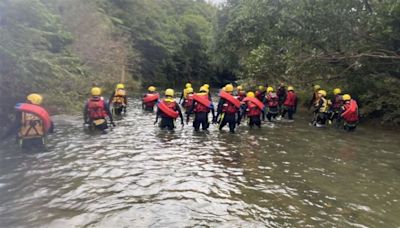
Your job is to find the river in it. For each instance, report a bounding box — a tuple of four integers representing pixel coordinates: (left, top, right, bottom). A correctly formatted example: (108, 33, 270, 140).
(0, 97, 399, 227)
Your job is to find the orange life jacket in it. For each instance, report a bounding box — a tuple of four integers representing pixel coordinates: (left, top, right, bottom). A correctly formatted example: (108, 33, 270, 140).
(19, 112, 45, 138)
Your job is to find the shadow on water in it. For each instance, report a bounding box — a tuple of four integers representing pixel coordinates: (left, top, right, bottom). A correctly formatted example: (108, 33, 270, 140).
(0, 97, 399, 227)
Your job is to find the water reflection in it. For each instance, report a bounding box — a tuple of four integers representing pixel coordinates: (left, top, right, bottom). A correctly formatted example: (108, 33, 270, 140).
(0, 98, 399, 227)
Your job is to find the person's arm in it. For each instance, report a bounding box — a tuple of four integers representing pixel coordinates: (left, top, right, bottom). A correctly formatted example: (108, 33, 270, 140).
(83, 102, 89, 123)
(176, 105, 184, 125)
(179, 91, 184, 104)
(154, 108, 161, 124)
(237, 107, 242, 125)
(187, 101, 196, 124)
(314, 99, 322, 113)
(215, 99, 224, 121)
(104, 101, 114, 123)
(108, 93, 115, 106)
(124, 95, 128, 106)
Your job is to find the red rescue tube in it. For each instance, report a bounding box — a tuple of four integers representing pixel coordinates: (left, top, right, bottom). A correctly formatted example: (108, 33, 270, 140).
(157, 101, 179, 119)
(341, 100, 358, 121)
(243, 97, 265, 110)
(219, 91, 241, 108)
(193, 94, 212, 108)
(143, 93, 159, 103)
(15, 103, 51, 132)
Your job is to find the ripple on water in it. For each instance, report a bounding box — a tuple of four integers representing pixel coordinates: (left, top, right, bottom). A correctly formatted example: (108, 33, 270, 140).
(0, 98, 400, 227)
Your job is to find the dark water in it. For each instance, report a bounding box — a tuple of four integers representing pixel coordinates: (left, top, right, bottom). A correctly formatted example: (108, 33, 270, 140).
(0, 98, 399, 227)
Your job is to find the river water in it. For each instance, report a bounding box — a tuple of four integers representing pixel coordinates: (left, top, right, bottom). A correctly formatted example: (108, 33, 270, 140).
(0, 97, 399, 227)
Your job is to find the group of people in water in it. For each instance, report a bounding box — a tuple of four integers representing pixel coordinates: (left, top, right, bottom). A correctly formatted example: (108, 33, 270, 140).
(13, 82, 359, 146)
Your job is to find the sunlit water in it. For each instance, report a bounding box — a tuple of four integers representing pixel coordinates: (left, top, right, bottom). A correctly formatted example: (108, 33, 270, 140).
(0, 97, 399, 227)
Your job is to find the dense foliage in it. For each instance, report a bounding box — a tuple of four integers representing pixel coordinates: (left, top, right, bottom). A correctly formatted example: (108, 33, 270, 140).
(0, 0, 399, 135)
(214, 0, 400, 123)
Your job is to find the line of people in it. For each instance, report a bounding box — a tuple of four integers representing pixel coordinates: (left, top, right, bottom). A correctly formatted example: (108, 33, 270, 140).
(308, 85, 359, 131)
(142, 83, 359, 133)
(12, 81, 359, 147)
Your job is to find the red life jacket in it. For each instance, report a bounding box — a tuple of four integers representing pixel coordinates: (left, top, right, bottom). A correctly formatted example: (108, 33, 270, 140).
(267, 92, 279, 107)
(193, 93, 211, 113)
(87, 97, 107, 120)
(184, 94, 194, 109)
(332, 95, 344, 110)
(283, 91, 297, 107)
(222, 101, 238, 114)
(246, 101, 262, 117)
(341, 100, 359, 122)
(158, 99, 179, 119)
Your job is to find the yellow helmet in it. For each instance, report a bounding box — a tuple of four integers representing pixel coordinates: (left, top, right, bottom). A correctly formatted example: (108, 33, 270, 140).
(165, 88, 174, 97)
(27, 93, 43, 105)
(116, 83, 125, 89)
(267, 86, 274, 93)
(203, 84, 210, 89)
(247, 92, 255, 98)
(187, 87, 194, 93)
(200, 86, 209, 93)
(185, 83, 192, 88)
(225, 84, 234, 92)
(342, 94, 351, 101)
(287, 86, 294, 91)
(148, 86, 156, 92)
(333, 88, 342, 95)
(91, 87, 102, 96)
(258, 85, 265, 91)
(237, 85, 243, 91)
(318, 90, 327, 97)
(314, 85, 321, 91)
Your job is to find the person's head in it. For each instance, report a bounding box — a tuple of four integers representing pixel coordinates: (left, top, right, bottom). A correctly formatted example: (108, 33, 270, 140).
(280, 82, 285, 87)
(165, 88, 174, 98)
(287, 86, 294, 92)
(342, 94, 351, 102)
(225, 84, 234, 93)
(314, 84, 321, 91)
(246, 92, 255, 98)
(148, 86, 156, 92)
(116, 83, 125, 90)
(199, 86, 209, 93)
(258, 85, 265, 92)
(27, 93, 43, 105)
(236, 85, 243, 91)
(203, 84, 210, 89)
(318, 90, 327, 98)
(185, 83, 192, 89)
(187, 87, 194, 94)
(333, 88, 342, 95)
(267, 87, 274, 93)
(91, 87, 102, 97)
